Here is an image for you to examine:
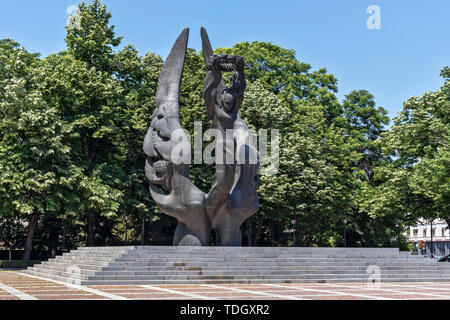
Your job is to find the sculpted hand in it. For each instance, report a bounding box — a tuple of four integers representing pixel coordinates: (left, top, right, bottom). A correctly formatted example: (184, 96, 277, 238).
(207, 54, 245, 72)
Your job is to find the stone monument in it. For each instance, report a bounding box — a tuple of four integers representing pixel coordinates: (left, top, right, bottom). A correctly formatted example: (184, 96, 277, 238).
(143, 28, 259, 246)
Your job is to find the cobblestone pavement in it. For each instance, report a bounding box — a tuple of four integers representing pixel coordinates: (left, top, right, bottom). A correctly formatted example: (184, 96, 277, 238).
(1, 271, 450, 300)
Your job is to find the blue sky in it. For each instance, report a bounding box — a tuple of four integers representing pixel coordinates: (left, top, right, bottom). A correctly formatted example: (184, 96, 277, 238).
(0, 0, 449, 122)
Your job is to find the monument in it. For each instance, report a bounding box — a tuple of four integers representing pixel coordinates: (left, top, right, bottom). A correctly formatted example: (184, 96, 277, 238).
(23, 28, 447, 287)
(143, 28, 260, 246)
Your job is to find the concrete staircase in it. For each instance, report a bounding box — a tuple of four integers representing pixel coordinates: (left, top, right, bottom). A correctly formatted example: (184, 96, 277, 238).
(22, 246, 450, 285)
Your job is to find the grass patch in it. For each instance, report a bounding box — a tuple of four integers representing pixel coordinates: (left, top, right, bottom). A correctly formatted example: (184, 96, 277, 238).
(0, 260, 41, 269)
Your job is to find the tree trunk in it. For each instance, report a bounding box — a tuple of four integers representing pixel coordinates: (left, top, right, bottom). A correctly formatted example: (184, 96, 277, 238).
(23, 212, 39, 261)
(87, 213, 95, 247)
(252, 217, 264, 246)
(49, 220, 57, 258)
(141, 216, 145, 245)
(246, 221, 253, 247)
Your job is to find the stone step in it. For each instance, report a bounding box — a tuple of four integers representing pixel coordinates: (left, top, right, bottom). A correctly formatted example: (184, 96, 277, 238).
(80, 277, 450, 286)
(43, 256, 435, 264)
(75, 246, 407, 256)
(40, 261, 442, 270)
(106, 261, 441, 267)
(91, 270, 450, 277)
(67, 255, 424, 262)
(55, 256, 118, 262)
(34, 262, 102, 269)
(58, 253, 127, 259)
(30, 264, 450, 277)
(77, 246, 134, 251)
(102, 265, 450, 271)
(29, 262, 450, 278)
(30, 265, 98, 276)
(30, 263, 450, 277)
(23, 269, 450, 285)
(64, 247, 415, 254)
(112, 257, 428, 262)
(78, 245, 397, 250)
(86, 273, 450, 281)
(63, 254, 414, 261)
(29, 268, 450, 278)
(23, 268, 90, 281)
(126, 249, 415, 254)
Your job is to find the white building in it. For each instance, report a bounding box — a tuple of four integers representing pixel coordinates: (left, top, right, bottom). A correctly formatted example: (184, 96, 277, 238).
(408, 219, 450, 257)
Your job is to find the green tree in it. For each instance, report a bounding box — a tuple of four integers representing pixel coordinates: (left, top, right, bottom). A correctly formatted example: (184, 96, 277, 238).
(38, 50, 126, 246)
(57, 1, 164, 246)
(0, 40, 71, 259)
(111, 46, 164, 244)
(366, 67, 450, 232)
(339, 90, 399, 248)
(342, 90, 389, 179)
(66, 0, 122, 73)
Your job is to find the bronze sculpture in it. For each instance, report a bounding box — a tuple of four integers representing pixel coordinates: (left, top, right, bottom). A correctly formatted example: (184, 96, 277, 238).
(143, 28, 259, 246)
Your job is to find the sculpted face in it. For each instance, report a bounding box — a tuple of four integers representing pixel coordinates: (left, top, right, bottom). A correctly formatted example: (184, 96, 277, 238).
(221, 88, 237, 112)
(216, 62, 246, 123)
(216, 88, 239, 122)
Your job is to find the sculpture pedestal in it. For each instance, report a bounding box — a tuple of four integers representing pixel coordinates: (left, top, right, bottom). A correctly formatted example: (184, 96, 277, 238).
(22, 246, 450, 285)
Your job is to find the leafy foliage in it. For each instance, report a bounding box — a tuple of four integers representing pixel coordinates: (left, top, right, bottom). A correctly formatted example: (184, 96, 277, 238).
(365, 70, 450, 228)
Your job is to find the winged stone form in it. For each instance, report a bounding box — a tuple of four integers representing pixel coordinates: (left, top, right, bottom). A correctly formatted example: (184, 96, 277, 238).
(143, 28, 210, 246)
(143, 28, 259, 246)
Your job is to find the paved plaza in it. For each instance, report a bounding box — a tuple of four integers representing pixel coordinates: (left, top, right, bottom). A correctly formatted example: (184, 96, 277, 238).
(0, 271, 449, 300)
